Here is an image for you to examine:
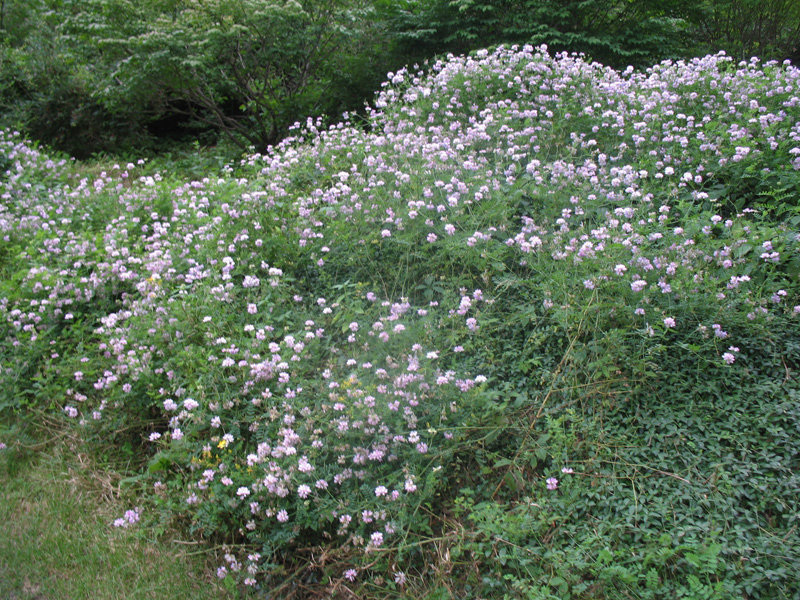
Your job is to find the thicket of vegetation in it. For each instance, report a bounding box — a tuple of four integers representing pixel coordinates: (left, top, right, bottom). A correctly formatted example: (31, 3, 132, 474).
(2, 45, 799, 598)
(1, 0, 799, 157)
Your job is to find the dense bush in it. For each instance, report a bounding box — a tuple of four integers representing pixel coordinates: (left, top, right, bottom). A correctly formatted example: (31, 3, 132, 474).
(388, 0, 800, 70)
(0, 0, 405, 156)
(0, 6, 150, 157)
(2, 0, 800, 155)
(390, 0, 691, 68)
(686, 0, 800, 62)
(2, 47, 800, 598)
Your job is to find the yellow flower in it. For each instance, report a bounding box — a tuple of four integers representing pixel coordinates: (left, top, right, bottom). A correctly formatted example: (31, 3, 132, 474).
(218, 439, 228, 449)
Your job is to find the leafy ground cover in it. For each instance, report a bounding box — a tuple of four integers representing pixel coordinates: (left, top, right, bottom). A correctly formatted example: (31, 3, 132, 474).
(1, 46, 799, 599)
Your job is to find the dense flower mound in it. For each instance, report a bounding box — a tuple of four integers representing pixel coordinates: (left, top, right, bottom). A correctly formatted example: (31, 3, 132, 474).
(2, 46, 799, 598)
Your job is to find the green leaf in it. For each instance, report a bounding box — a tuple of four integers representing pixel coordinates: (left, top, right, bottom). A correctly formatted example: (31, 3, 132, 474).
(147, 453, 175, 473)
(684, 552, 701, 568)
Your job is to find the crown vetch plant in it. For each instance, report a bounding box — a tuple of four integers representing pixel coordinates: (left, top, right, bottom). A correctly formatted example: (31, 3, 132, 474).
(2, 46, 799, 597)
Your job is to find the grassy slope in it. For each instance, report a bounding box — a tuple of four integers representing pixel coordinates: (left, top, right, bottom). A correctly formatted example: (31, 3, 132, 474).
(1, 46, 799, 599)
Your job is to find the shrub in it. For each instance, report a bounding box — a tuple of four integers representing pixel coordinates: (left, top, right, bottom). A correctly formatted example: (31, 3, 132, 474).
(2, 46, 799, 597)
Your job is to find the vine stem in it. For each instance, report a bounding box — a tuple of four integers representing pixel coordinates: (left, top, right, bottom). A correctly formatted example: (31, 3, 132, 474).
(490, 292, 594, 500)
